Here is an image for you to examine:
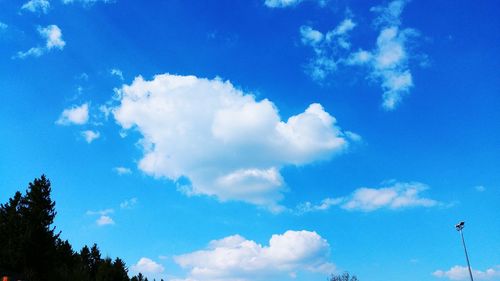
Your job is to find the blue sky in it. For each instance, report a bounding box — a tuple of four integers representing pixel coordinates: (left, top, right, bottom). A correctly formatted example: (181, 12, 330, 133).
(1, 0, 499, 280)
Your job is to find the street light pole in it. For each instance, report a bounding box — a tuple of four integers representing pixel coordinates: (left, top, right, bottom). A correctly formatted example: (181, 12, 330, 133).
(455, 221, 474, 281)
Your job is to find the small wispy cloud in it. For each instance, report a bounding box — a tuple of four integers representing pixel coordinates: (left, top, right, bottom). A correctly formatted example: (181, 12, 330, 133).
(300, 17, 356, 81)
(110, 68, 124, 80)
(120, 198, 138, 209)
(264, 0, 326, 8)
(14, 25, 65, 59)
(433, 265, 500, 280)
(62, 0, 115, 6)
(21, 0, 51, 14)
(474, 185, 486, 192)
(114, 166, 132, 175)
(81, 130, 100, 143)
(86, 208, 114, 216)
(297, 181, 441, 213)
(300, 0, 424, 110)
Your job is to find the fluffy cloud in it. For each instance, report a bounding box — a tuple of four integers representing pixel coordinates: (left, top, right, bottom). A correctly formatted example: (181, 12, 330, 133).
(300, 18, 356, 81)
(15, 25, 65, 59)
(56, 103, 89, 125)
(131, 258, 165, 278)
(81, 130, 100, 143)
(298, 181, 440, 213)
(96, 215, 114, 226)
(433, 265, 500, 280)
(173, 230, 334, 281)
(0, 22, 7, 30)
(112, 74, 354, 211)
(21, 0, 50, 14)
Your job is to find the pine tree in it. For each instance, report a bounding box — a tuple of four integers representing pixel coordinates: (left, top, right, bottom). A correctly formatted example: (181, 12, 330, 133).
(20, 175, 60, 280)
(0, 191, 23, 272)
(112, 258, 130, 281)
(1, 175, 136, 281)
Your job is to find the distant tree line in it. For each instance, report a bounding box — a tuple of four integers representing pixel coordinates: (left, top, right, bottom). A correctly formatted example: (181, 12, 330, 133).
(0, 175, 159, 281)
(328, 272, 359, 281)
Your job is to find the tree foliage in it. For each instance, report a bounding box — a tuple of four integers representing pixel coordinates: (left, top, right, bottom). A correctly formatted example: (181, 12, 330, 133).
(328, 272, 359, 281)
(0, 175, 148, 281)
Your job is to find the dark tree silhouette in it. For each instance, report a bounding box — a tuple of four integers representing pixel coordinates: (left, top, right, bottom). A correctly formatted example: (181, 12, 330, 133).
(328, 272, 359, 281)
(0, 175, 142, 281)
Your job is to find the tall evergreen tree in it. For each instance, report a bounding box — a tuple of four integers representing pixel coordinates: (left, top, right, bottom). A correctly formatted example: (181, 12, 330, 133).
(0, 191, 23, 272)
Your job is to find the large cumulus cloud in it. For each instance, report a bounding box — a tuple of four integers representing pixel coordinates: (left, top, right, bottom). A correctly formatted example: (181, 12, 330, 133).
(113, 74, 355, 210)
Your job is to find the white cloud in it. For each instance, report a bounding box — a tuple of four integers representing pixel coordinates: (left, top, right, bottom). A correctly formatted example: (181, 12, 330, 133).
(15, 25, 65, 59)
(0, 22, 7, 30)
(62, 0, 115, 6)
(264, 0, 304, 8)
(21, 0, 51, 14)
(297, 197, 343, 213)
(112, 74, 353, 211)
(120, 197, 138, 209)
(300, 0, 422, 110)
(114, 166, 132, 175)
(81, 130, 100, 143)
(433, 265, 500, 280)
(264, 0, 326, 8)
(131, 258, 165, 278)
(86, 209, 115, 226)
(300, 17, 356, 81)
(371, 0, 407, 27)
(41, 25, 65, 49)
(342, 181, 438, 211)
(111, 68, 124, 80)
(349, 25, 417, 110)
(56, 103, 89, 125)
(300, 26, 324, 46)
(298, 181, 440, 213)
(96, 215, 115, 226)
(86, 208, 114, 216)
(348, 0, 418, 110)
(173, 230, 334, 281)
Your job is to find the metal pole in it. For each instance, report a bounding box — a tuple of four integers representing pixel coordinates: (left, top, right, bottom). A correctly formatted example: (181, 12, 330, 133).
(459, 228, 474, 281)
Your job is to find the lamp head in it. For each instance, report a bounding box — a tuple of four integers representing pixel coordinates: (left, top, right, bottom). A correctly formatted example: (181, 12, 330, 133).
(455, 221, 465, 231)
